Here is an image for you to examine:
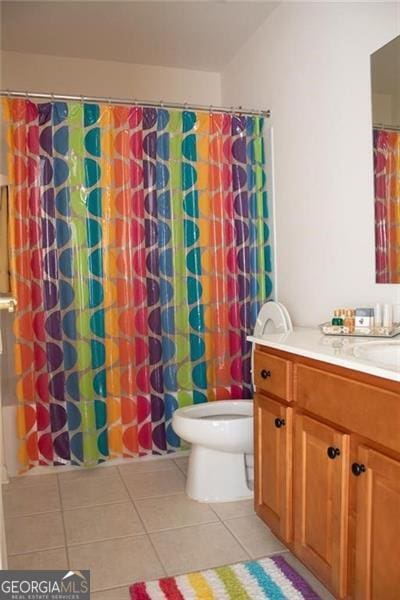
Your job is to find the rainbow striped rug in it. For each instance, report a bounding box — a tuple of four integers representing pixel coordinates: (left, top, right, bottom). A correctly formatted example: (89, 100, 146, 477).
(130, 554, 321, 599)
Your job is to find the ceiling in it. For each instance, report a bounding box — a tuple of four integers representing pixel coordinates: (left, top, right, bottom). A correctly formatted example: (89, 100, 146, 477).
(1, 1, 278, 72)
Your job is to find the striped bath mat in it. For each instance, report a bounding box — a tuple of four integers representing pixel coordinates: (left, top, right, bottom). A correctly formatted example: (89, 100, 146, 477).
(130, 554, 321, 599)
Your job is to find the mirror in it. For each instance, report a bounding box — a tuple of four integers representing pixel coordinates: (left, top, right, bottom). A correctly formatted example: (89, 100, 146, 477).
(371, 35, 400, 283)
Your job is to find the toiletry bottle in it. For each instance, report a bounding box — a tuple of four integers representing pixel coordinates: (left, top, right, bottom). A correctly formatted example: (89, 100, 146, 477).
(374, 303, 383, 328)
(383, 304, 393, 329)
(344, 309, 355, 333)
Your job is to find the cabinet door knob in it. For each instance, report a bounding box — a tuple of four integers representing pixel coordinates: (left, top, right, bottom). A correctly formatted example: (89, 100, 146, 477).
(327, 446, 341, 459)
(261, 369, 271, 379)
(351, 463, 366, 476)
(274, 418, 285, 428)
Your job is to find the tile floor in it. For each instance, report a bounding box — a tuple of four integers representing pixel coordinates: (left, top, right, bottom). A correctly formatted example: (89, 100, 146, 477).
(3, 455, 334, 599)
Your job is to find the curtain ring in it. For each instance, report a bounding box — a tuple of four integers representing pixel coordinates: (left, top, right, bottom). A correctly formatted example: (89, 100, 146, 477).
(51, 92, 55, 105)
(209, 104, 213, 116)
(160, 99, 164, 108)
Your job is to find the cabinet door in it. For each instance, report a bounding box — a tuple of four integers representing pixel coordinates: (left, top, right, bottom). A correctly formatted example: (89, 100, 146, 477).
(294, 415, 349, 598)
(254, 394, 292, 542)
(353, 446, 400, 600)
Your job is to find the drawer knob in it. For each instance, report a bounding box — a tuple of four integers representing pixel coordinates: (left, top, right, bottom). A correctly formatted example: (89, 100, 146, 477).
(274, 418, 286, 428)
(352, 463, 366, 476)
(261, 369, 271, 379)
(327, 446, 341, 459)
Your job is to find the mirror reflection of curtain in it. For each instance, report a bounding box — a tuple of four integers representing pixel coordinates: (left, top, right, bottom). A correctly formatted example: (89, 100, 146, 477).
(374, 128, 400, 283)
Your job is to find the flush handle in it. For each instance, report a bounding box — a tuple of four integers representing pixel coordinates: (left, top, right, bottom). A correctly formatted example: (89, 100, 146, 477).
(352, 463, 366, 476)
(274, 418, 285, 428)
(261, 369, 271, 379)
(327, 446, 341, 459)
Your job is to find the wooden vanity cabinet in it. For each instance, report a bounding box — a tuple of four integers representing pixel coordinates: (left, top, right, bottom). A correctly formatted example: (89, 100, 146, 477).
(294, 415, 349, 598)
(254, 344, 400, 600)
(254, 394, 292, 542)
(353, 446, 400, 600)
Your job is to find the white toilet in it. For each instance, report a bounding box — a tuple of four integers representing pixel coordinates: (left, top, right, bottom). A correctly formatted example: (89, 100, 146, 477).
(172, 301, 292, 503)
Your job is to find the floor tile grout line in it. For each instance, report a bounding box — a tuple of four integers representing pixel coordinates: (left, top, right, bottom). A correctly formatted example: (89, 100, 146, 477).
(206, 502, 226, 523)
(126, 479, 221, 534)
(220, 513, 258, 523)
(62, 499, 136, 514)
(116, 463, 181, 476)
(172, 458, 188, 476)
(7, 544, 66, 558)
(117, 471, 186, 485)
(6, 475, 59, 486)
(220, 516, 288, 562)
(66, 531, 151, 549)
(5, 507, 64, 519)
(58, 475, 124, 487)
(117, 466, 168, 578)
(135, 516, 220, 536)
(90, 583, 129, 595)
(56, 473, 70, 569)
(218, 517, 253, 560)
(127, 491, 191, 501)
(133, 491, 191, 501)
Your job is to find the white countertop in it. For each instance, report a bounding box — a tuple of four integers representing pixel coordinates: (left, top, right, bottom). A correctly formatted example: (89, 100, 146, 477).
(248, 327, 400, 383)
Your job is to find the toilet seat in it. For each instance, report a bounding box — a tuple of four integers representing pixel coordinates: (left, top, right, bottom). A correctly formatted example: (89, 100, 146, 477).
(173, 400, 253, 456)
(254, 301, 293, 337)
(175, 401, 252, 419)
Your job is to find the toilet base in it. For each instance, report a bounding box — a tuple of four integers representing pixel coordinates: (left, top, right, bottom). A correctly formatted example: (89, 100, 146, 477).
(186, 445, 253, 503)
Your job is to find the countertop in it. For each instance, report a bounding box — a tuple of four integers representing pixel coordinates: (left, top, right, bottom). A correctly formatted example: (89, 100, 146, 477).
(248, 327, 400, 383)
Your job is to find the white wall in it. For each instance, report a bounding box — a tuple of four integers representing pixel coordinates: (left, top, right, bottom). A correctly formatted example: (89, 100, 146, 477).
(0, 50, 221, 175)
(1, 50, 221, 105)
(222, 2, 400, 326)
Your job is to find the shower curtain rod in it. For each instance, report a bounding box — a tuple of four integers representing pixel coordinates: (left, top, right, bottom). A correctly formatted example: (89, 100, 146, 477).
(373, 123, 400, 132)
(0, 89, 271, 118)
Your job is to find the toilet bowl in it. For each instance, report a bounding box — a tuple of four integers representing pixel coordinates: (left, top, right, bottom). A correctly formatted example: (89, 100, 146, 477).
(173, 400, 253, 502)
(172, 301, 292, 503)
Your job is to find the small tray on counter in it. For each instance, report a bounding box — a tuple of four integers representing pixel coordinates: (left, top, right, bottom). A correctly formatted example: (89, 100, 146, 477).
(319, 322, 400, 338)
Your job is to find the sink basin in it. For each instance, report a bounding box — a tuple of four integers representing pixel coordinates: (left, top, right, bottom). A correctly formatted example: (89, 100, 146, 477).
(349, 340, 400, 371)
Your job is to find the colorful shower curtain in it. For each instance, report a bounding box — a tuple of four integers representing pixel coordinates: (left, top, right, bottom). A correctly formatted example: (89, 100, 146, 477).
(374, 128, 400, 283)
(3, 98, 272, 470)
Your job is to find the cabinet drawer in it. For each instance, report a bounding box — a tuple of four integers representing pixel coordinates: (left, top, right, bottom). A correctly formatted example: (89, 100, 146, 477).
(253, 349, 292, 401)
(295, 364, 400, 454)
